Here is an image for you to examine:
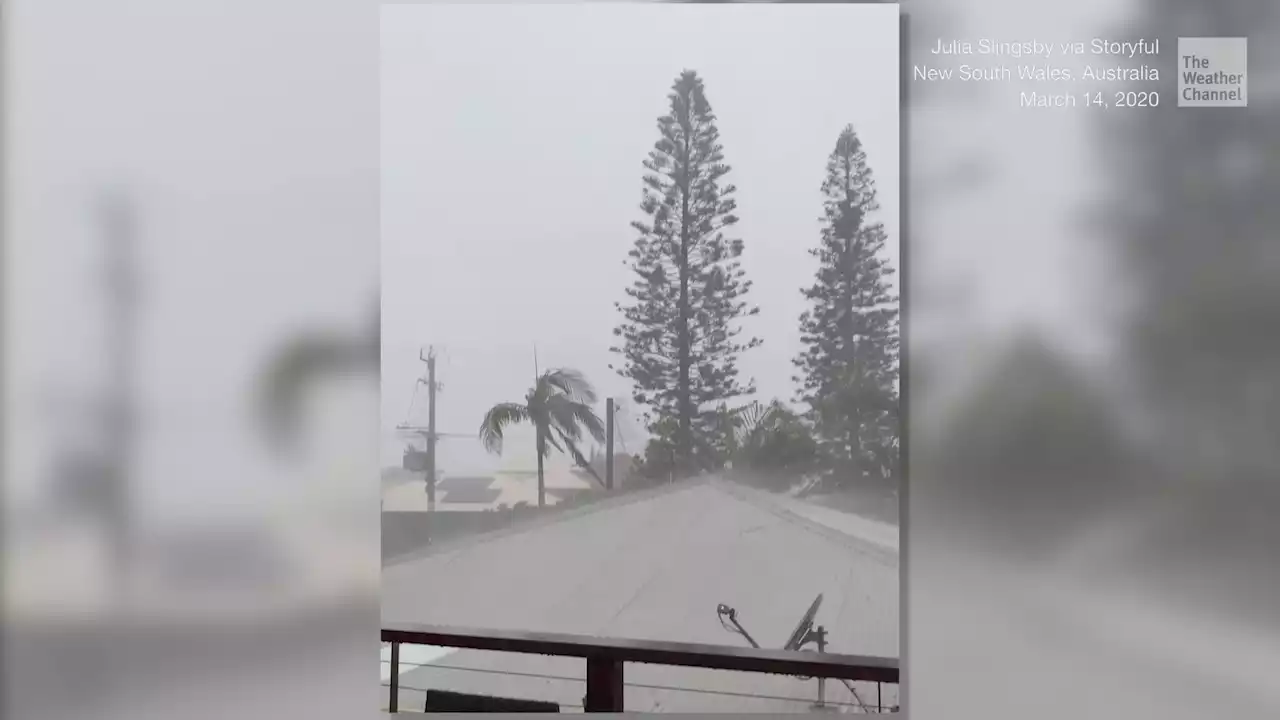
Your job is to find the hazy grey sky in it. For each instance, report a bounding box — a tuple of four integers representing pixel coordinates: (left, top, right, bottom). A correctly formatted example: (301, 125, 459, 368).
(3, 0, 1124, 510)
(6, 1, 378, 515)
(380, 4, 900, 469)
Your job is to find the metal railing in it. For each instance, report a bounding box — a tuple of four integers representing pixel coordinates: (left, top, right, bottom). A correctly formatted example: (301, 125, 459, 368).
(382, 623, 899, 713)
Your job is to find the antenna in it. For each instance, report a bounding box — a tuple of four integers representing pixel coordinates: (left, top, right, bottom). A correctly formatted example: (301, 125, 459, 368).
(782, 593, 836, 711)
(715, 603, 760, 649)
(783, 593, 824, 651)
(715, 592, 844, 711)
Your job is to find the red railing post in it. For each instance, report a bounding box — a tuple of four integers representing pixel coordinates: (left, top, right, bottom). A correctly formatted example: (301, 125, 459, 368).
(389, 642, 400, 713)
(583, 656, 624, 712)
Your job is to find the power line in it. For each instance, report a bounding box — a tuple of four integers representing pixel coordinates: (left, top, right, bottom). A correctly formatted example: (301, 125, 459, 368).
(381, 662, 894, 711)
(404, 381, 420, 423)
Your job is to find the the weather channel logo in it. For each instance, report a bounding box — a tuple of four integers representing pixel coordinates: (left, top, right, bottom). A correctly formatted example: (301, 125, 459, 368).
(1178, 37, 1248, 107)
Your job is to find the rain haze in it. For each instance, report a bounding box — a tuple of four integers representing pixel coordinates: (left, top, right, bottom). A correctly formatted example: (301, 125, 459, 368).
(380, 3, 900, 470)
(379, 5, 902, 710)
(6, 0, 1279, 718)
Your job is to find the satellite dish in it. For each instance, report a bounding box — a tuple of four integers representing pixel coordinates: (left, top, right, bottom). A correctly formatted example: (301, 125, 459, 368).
(783, 593, 824, 651)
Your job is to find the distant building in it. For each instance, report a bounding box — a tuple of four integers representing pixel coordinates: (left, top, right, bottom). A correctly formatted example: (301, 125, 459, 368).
(382, 427, 602, 512)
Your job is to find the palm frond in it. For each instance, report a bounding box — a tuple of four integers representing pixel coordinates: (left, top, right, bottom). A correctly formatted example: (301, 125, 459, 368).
(573, 403, 607, 443)
(258, 333, 372, 451)
(554, 428, 605, 487)
(479, 402, 530, 455)
(540, 368, 598, 404)
(547, 395, 606, 444)
(732, 400, 778, 448)
(545, 398, 582, 442)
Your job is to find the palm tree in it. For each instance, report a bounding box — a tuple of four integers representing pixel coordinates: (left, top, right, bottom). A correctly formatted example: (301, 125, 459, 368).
(257, 303, 379, 452)
(479, 368, 608, 507)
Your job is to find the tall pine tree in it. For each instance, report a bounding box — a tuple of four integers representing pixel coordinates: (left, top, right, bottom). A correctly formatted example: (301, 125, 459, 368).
(794, 125, 899, 485)
(613, 70, 760, 472)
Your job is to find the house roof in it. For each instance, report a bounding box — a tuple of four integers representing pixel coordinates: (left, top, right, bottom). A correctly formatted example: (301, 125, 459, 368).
(381, 477, 899, 712)
(383, 425, 603, 513)
(381, 470, 598, 513)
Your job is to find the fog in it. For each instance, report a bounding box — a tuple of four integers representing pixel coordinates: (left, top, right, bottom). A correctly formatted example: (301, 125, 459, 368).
(4, 0, 1278, 718)
(381, 4, 900, 471)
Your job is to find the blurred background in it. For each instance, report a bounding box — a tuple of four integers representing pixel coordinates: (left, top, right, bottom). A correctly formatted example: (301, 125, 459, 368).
(3, 2, 380, 719)
(4, 1, 1278, 720)
(906, 0, 1280, 717)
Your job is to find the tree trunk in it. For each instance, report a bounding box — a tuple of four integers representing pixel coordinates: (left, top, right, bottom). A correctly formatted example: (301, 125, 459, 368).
(847, 428, 859, 488)
(677, 138, 693, 474)
(536, 424, 546, 508)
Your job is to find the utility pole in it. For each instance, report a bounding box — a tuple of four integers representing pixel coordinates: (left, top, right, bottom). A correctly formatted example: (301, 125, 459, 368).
(423, 346, 438, 511)
(605, 398, 615, 491)
(101, 191, 137, 581)
(397, 347, 468, 511)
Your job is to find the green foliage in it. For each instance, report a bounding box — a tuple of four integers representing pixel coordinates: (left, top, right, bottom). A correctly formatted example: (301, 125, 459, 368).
(725, 400, 819, 490)
(612, 69, 761, 473)
(793, 125, 899, 485)
(633, 440, 678, 483)
(632, 416, 680, 481)
(631, 399, 817, 490)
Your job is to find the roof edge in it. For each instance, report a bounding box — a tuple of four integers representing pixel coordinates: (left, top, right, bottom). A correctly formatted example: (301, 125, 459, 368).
(710, 479, 899, 566)
(385, 475, 899, 569)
